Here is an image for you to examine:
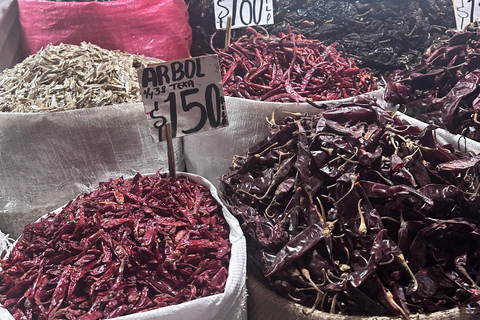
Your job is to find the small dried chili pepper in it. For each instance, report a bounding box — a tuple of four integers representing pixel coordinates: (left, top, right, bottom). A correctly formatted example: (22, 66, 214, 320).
(0, 172, 231, 319)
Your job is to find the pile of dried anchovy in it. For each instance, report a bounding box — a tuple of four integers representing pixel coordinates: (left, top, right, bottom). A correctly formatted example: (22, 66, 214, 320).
(221, 97, 480, 317)
(0, 42, 161, 113)
(215, 27, 377, 102)
(0, 172, 231, 320)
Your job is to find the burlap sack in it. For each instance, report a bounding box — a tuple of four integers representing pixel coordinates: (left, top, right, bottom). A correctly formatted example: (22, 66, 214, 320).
(0, 172, 247, 320)
(247, 275, 480, 320)
(183, 90, 385, 187)
(0, 103, 185, 238)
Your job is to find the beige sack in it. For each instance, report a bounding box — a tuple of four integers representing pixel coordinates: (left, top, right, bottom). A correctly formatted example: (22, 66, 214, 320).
(0, 103, 185, 238)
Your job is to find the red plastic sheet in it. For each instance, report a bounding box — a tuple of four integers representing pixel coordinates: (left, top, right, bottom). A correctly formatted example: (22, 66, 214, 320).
(17, 0, 192, 61)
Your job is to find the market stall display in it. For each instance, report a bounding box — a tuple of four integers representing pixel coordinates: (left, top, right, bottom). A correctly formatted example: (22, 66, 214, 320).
(0, 172, 247, 320)
(1, 0, 479, 319)
(220, 97, 480, 318)
(186, 0, 455, 74)
(185, 27, 381, 185)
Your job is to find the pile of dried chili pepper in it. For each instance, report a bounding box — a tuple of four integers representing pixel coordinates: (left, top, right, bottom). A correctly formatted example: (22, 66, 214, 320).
(220, 97, 480, 318)
(213, 27, 377, 102)
(185, 0, 454, 75)
(0, 172, 231, 320)
(385, 22, 480, 142)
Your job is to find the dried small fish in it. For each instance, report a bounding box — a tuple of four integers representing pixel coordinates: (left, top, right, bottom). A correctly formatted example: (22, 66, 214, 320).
(0, 42, 162, 113)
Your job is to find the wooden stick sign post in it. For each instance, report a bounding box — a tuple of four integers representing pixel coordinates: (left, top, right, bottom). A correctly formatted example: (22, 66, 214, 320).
(137, 55, 228, 176)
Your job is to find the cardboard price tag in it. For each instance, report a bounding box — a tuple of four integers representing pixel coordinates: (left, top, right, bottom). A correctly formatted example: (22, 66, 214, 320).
(215, 0, 274, 30)
(453, 0, 480, 30)
(138, 55, 228, 142)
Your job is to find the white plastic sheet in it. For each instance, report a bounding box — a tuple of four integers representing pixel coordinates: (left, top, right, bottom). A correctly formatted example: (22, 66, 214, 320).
(0, 172, 247, 320)
(0, 103, 185, 238)
(395, 113, 480, 154)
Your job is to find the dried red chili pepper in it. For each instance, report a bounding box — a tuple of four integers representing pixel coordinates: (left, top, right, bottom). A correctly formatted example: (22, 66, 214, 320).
(0, 172, 231, 320)
(213, 27, 378, 102)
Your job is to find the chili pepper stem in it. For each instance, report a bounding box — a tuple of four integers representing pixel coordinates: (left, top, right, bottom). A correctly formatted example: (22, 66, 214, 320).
(385, 288, 410, 320)
(287, 292, 302, 303)
(473, 111, 480, 125)
(396, 253, 418, 292)
(329, 293, 338, 314)
(456, 264, 480, 290)
(357, 199, 367, 234)
(366, 170, 394, 185)
(301, 268, 324, 293)
(334, 174, 358, 205)
(305, 291, 324, 315)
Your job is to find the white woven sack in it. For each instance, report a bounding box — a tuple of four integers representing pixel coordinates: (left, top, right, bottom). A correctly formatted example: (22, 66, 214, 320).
(0, 0, 22, 72)
(395, 112, 480, 154)
(0, 103, 185, 238)
(0, 172, 247, 320)
(183, 90, 385, 187)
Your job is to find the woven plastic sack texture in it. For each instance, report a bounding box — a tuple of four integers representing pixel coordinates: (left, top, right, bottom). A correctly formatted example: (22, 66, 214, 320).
(0, 103, 185, 239)
(17, 0, 192, 61)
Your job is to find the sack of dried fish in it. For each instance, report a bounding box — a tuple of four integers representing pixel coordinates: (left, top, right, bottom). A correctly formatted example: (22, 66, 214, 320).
(17, 0, 191, 61)
(0, 42, 162, 112)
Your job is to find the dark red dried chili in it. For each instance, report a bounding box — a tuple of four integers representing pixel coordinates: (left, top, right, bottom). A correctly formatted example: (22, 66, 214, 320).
(220, 96, 480, 318)
(213, 27, 378, 103)
(0, 172, 231, 320)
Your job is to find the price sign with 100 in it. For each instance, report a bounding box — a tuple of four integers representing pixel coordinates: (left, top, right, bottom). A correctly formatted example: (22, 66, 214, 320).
(138, 55, 228, 142)
(215, 0, 273, 30)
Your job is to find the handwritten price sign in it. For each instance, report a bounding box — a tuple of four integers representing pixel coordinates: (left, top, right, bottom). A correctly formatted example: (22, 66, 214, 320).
(215, 0, 274, 30)
(453, 0, 480, 30)
(138, 55, 228, 142)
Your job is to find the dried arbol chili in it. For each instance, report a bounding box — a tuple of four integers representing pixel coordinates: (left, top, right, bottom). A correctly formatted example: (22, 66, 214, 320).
(213, 27, 378, 102)
(0, 172, 231, 320)
(220, 97, 480, 318)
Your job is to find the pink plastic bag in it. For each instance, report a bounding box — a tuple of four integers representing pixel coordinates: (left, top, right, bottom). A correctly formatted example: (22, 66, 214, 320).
(17, 0, 192, 61)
